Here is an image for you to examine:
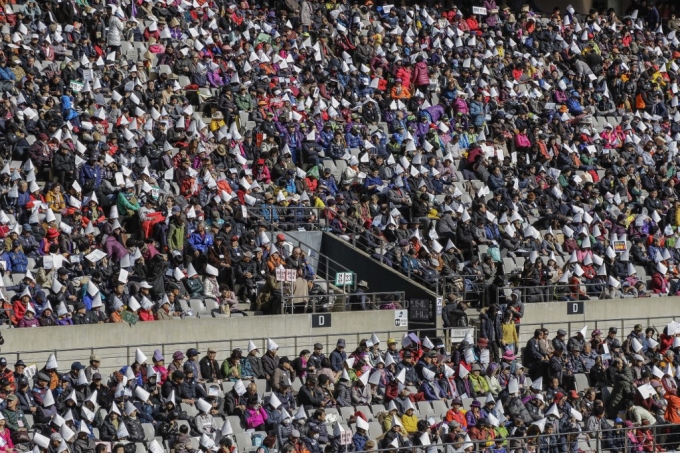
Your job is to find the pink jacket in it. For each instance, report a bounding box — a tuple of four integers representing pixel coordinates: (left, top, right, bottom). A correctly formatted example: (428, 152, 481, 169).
(245, 407, 268, 429)
(453, 97, 468, 115)
(0, 427, 13, 452)
(413, 62, 430, 86)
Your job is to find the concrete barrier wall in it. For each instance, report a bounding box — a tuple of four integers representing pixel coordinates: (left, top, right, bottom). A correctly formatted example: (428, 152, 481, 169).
(7, 293, 677, 376)
(2, 311, 406, 376)
(514, 297, 680, 346)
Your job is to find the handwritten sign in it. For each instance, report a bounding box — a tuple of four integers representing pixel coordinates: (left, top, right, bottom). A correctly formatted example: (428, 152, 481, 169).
(472, 6, 487, 15)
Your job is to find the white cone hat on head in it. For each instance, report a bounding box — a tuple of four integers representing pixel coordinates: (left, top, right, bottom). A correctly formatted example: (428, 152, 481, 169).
(358, 372, 370, 386)
(267, 338, 279, 351)
(356, 416, 369, 431)
(248, 340, 258, 353)
(422, 368, 435, 381)
(33, 433, 50, 449)
(42, 389, 55, 407)
(233, 379, 247, 396)
(391, 414, 403, 428)
(546, 403, 561, 418)
(631, 338, 643, 353)
(221, 419, 234, 435)
(269, 393, 282, 409)
(45, 353, 58, 370)
(135, 386, 150, 402)
(60, 424, 75, 442)
(368, 371, 382, 386)
(196, 398, 212, 413)
(135, 348, 148, 364)
(125, 401, 137, 416)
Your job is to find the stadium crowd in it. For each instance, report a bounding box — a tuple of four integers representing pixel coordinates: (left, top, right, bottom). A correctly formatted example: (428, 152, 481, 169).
(1, 327, 680, 453)
(0, 0, 678, 329)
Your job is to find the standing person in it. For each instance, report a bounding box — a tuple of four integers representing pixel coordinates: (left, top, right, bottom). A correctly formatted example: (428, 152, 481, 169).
(329, 340, 346, 373)
(107, 6, 125, 55)
(524, 329, 549, 382)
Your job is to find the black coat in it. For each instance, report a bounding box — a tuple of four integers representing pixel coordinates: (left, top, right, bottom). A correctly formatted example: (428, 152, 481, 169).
(99, 416, 119, 441)
(124, 416, 146, 442)
(296, 385, 324, 409)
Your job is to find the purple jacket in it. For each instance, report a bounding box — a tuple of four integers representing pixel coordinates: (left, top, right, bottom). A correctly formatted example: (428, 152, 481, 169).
(17, 316, 40, 328)
(104, 236, 129, 262)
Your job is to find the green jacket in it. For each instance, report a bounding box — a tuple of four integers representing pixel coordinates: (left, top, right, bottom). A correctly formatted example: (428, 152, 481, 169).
(234, 93, 254, 111)
(117, 192, 140, 217)
(2, 407, 28, 432)
(168, 222, 185, 252)
(184, 277, 204, 298)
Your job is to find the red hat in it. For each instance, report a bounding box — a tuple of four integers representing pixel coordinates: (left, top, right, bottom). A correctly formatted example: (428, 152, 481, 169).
(477, 338, 489, 346)
(569, 390, 579, 399)
(46, 228, 59, 240)
(554, 392, 565, 402)
(277, 233, 285, 241)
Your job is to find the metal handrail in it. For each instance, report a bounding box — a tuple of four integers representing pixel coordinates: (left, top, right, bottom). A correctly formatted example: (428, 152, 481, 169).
(498, 281, 619, 303)
(343, 227, 490, 298)
(10, 329, 411, 371)
(244, 205, 324, 233)
(454, 422, 670, 453)
(280, 232, 357, 292)
(280, 290, 406, 314)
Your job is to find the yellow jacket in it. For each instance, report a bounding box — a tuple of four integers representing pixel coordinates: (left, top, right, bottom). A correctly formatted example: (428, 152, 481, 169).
(45, 191, 65, 212)
(502, 322, 519, 346)
(209, 119, 226, 132)
(400, 413, 419, 434)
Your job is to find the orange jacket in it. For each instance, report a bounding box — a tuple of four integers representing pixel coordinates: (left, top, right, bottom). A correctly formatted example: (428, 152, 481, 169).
(267, 254, 285, 272)
(664, 392, 680, 424)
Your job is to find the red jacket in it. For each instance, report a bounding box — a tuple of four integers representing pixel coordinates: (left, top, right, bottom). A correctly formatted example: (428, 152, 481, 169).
(138, 309, 155, 322)
(651, 272, 668, 294)
(413, 61, 430, 86)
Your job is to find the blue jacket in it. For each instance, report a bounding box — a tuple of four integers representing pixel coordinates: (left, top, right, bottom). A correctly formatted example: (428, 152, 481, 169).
(188, 232, 214, 254)
(7, 251, 28, 273)
(61, 95, 79, 121)
(261, 204, 280, 222)
(419, 380, 446, 401)
(0, 67, 15, 81)
(469, 100, 486, 127)
(353, 433, 368, 451)
(329, 349, 346, 372)
(16, 190, 31, 210)
(566, 97, 584, 115)
(345, 132, 362, 148)
(364, 176, 383, 194)
(79, 164, 103, 189)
